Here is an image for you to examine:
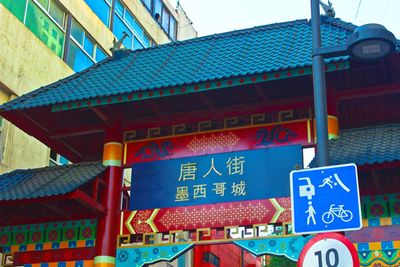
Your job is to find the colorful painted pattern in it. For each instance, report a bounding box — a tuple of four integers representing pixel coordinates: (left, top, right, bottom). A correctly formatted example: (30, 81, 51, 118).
(21, 260, 93, 267)
(116, 244, 192, 267)
(0, 219, 97, 253)
(347, 225, 400, 243)
(361, 193, 400, 219)
(234, 235, 313, 262)
(357, 241, 400, 267)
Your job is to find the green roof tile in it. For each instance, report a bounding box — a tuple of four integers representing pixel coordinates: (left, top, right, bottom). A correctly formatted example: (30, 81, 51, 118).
(310, 124, 400, 167)
(0, 16, 359, 112)
(0, 162, 106, 201)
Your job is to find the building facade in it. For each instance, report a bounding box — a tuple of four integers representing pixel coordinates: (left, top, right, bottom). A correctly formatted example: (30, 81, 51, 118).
(0, 0, 197, 173)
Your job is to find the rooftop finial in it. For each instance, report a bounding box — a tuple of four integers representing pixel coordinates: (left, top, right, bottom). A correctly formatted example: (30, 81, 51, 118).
(110, 31, 129, 54)
(320, 0, 335, 17)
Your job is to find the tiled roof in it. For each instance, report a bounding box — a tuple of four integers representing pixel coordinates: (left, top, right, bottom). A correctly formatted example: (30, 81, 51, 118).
(0, 16, 357, 111)
(0, 161, 106, 201)
(310, 124, 400, 167)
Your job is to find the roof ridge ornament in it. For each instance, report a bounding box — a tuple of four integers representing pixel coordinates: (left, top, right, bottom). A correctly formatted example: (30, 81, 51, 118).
(110, 31, 130, 59)
(320, 0, 335, 17)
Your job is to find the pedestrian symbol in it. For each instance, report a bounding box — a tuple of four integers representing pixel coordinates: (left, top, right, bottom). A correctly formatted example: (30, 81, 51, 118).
(290, 163, 362, 234)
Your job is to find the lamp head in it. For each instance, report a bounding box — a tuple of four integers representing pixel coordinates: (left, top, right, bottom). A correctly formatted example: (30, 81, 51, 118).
(346, 24, 397, 61)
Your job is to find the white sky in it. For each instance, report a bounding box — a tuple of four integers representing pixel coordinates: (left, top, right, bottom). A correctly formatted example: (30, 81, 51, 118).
(171, 0, 400, 38)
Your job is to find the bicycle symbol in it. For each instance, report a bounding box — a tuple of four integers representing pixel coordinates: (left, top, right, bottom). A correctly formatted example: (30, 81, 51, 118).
(322, 204, 353, 224)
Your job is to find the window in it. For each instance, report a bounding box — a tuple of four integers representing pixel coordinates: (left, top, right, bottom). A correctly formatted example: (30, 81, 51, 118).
(84, 0, 111, 27)
(25, 0, 66, 57)
(1, 0, 66, 58)
(71, 19, 84, 44)
(96, 46, 107, 62)
(154, 0, 162, 22)
(49, 150, 69, 166)
(33, 0, 65, 28)
(67, 19, 108, 72)
(49, 1, 65, 26)
(161, 6, 169, 32)
(112, 1, 152, 50)
(1, 0, 107, 70)
(140, 0, 177, 40)
(142, 0, 152, 11)
(169, 16, 177, 40)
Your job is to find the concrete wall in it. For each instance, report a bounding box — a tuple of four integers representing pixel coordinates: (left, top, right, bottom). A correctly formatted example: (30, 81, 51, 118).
(0, 5, 74, 173)
(176, 5, 197, 40)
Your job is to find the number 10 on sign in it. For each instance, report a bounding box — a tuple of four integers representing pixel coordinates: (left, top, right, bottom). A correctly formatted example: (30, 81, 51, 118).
(297, 233, 359, 267)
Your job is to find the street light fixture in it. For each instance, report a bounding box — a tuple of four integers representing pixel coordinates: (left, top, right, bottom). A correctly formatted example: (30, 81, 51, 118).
(310, 0, 397, 167)
(347, 24, 397, 61)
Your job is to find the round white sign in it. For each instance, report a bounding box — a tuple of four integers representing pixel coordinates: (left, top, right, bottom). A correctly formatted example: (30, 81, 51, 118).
(298, 233, 359, 267)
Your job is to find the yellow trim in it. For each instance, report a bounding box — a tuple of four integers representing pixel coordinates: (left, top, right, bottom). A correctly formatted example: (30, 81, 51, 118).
(307, 120, 311, 143)
(120, 212, 124, 235)
(124, 119, 311, 144)
(125, 210, 137, 234)
(123, 143, 127, 165)
(270, 198, 286, 223)
(148, 209, 159, 232)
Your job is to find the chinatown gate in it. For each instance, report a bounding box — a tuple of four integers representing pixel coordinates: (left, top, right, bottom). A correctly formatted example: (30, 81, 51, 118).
(0, 16, 399, 267)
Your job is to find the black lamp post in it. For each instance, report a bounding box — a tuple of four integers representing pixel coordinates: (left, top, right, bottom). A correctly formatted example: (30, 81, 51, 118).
(310, 0, 397, 167)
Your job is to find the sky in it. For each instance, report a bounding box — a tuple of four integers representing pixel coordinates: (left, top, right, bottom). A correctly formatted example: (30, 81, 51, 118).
(170, 0, 400, 38)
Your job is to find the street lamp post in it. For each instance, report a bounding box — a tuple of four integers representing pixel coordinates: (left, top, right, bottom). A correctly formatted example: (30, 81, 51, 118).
(311, 0, 329, 167)
(310, 0, 397, 167)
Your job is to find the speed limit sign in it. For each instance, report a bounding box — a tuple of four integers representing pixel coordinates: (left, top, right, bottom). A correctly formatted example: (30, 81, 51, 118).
(297, 233, 359, 267)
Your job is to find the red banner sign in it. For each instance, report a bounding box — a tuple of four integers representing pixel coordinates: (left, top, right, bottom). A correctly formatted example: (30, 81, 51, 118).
(120, 197, 291, 234)
(124, 120, 312, 164)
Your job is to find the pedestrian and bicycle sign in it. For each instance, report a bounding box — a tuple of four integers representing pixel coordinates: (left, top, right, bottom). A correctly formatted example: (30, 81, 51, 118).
(297, 233, 360, 267)
(290, 163, 362, 234)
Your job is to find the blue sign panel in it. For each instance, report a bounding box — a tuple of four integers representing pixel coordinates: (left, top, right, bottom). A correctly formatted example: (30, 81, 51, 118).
(290, 163, 362, 234)
(131, 145, 302, 210)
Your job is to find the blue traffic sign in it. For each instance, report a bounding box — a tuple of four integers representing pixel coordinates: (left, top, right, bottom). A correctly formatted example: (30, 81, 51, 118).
(290, 163, 362, 234)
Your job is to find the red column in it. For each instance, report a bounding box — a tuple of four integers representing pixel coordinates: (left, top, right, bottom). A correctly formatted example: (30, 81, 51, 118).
(95, 121, 123, 267)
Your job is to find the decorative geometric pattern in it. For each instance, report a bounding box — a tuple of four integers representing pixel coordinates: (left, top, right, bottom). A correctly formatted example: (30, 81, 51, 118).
(122, 198, 291, 234)
(361, 193, 400, 219)
(346, 225, 400, 243)
(0, 16, 357, 112)
(19, 260, 93, 267)
(356, 241, 400, 267)
(233, 235, 313, 262)
(116, 244, 192, 267)
(0, 220, 97, 253)
(187, 132, 240, 153)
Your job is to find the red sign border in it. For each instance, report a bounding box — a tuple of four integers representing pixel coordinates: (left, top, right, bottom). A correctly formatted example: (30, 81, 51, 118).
(123, 119, 313, 165)
(297, 232, 359, 267)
